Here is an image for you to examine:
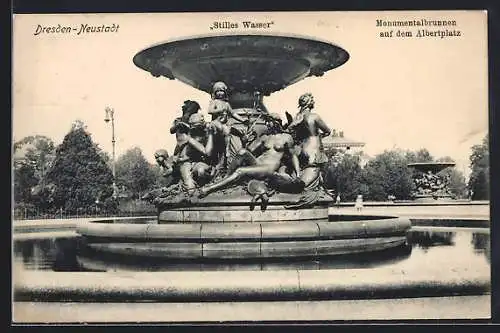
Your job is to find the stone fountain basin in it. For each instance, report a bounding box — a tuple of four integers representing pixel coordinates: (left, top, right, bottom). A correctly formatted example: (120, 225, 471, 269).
(76, 217, 411, 259)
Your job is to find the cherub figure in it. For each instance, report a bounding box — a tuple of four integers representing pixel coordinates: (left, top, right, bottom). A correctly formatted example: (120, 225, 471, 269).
(206, 81, 249, 176)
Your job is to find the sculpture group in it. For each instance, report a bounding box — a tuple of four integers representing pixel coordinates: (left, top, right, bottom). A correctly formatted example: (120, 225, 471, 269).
(145, 81, 333, 208)
(412, 170, 452, 199)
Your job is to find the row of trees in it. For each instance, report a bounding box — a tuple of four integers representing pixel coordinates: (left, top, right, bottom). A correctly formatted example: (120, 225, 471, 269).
(323, 148, 470, 201)
(13, 121, 163, 215)
(13, 120, 490, 216)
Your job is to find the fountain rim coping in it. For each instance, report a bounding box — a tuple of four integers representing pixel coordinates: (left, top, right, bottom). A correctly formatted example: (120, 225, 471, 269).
(13, 266, 491, 302)
(133, 32, 351, 58)
(73, 217, 411, 244)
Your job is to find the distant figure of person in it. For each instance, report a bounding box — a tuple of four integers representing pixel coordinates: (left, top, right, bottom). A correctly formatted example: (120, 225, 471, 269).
(335, 194, 341, 208)
(355, 194, 363, 211)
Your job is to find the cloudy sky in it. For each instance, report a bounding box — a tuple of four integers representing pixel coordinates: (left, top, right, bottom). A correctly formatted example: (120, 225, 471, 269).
(13, 11, 488, 176)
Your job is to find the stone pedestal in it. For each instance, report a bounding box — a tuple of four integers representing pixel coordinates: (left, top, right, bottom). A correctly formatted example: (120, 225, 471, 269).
(156, 192, 333, 223)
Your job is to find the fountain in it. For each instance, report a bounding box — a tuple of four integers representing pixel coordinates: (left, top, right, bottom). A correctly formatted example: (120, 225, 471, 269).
(408, 162, 456, 202)
(76, 34, 411, 260)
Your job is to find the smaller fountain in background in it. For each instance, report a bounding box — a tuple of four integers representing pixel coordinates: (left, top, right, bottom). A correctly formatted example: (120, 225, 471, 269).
(408, 162, 456, 202)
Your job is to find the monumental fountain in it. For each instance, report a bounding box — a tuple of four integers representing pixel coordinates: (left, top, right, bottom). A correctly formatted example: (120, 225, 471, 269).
(76, 34, 412, 260)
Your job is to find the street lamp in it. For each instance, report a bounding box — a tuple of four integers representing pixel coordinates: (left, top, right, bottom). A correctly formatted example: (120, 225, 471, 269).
(104, 106, 118, 199)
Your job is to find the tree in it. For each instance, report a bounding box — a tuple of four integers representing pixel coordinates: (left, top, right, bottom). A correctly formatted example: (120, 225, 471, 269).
(445, 168, 468, 199)
(405, 148, 434, 163)
(362, 149, 415, 201)
(115, 147, 156, 199)
(13, 161, 38, 204)
(468, 135, 489, 200)
(324, 152, 366, 201)
(436, 156, 455, 163)
(98, 148, 111, 167)
(46, 121, 117, 213)
(436, 156, 468, 199)
(13, 135, 56, 205)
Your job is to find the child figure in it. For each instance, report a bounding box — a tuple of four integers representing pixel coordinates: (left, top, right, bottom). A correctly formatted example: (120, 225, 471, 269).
(206, 81, 249, 175)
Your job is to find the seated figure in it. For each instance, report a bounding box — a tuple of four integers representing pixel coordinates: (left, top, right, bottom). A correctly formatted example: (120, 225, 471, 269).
(171, 113, 214, 190)
(155, 100, 215, 191)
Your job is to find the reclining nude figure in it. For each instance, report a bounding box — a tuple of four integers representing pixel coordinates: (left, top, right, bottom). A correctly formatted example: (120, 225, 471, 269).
(196, 114, 302, 198)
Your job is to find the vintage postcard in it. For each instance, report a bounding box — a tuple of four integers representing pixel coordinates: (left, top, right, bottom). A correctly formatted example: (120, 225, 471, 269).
(12, 11, 490, 323)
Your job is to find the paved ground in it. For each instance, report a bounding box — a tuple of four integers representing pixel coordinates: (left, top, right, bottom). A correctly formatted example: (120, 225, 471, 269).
(329, 204, 489, 220)
(13, 295, 490, 322)
(13, 203, 489, 226)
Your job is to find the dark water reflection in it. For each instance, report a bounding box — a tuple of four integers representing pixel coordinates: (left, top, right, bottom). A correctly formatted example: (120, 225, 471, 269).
(472, 232, 491, 263)
(12, 228, 491, 272)
(72, 243, 414, 272)
(13, 237, 88, 272)
(407, 231, 455, 248)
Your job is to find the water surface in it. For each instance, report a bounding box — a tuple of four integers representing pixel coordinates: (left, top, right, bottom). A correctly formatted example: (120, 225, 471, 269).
(12, 225, 490, 272)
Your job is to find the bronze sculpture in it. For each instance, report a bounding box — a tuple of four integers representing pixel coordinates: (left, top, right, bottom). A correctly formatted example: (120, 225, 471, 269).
(147, 81, 333, 205)
(134, 34, 350, 210)
(287, 93, 332, 189)
(206, 82, 249, 177)
(157, 100, 214, 190)
(147, 85, 332, 208)
(408, 162, 456, 201)
(196, 112, 302, 198)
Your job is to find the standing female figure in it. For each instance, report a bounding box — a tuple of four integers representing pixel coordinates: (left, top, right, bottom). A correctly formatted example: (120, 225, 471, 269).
(287, 93, 332, 188)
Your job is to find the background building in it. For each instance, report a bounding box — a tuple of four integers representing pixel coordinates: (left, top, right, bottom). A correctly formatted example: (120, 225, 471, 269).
(322, 129, 371, 166)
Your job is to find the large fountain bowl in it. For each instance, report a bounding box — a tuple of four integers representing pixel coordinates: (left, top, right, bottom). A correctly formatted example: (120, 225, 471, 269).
(133, 34, 350, 98)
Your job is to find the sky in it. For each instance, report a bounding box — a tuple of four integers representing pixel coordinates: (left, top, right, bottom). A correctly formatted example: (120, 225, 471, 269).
(12, 11, 488, 177)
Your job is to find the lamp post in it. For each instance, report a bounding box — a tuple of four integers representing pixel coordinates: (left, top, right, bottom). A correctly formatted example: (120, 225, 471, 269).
(104, 106, 118, 199)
